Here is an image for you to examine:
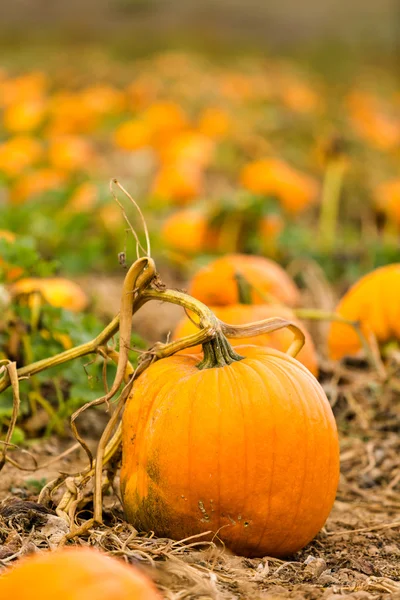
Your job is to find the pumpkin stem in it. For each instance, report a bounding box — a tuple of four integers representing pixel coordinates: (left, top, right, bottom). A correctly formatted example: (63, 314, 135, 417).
(235, 271, 252, 304)
(197, 332, 244, 370)
(142, 287, 244, 369)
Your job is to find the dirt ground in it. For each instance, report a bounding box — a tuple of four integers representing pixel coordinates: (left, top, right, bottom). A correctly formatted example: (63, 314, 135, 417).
(0, 279, 399, 599)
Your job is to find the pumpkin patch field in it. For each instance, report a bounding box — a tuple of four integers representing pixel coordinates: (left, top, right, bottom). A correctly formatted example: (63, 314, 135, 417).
(0, 42, 399, 600)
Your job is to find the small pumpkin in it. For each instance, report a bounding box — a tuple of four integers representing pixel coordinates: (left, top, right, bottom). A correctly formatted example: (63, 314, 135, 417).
(0, 230, 24, 282)
(347, 91, 400, 151)
(239, 158, 318, 214)
(142, 101, 188, 146)
(188, 254, 300, 307)
(152, 162, 203, 204)
(374, 179, 400, 227)
(161, 209, 211, 254)
(328, 264, 400, 360)
(121, 331, 338, 557)
(3, 98, 46, 133)
(0, 547, 161, 600)
(47, 135, 95, 172)
(114, 119, 152, 152)
(11, 277, 88, 312)
(197, 106, 231, 139)
(10, 168, 66, 204)
(0, 136, 43, 177)
(173, 303, 318, 375)
(158, 131, 214, 169)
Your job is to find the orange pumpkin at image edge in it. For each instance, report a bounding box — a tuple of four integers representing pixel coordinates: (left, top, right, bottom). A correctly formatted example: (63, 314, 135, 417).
(121, 342, 339, 558)
(0, 547, 161, 600)
(173, 303, 319, 376)
(328, 263, 400, 360)
(188, 254, 300, 307)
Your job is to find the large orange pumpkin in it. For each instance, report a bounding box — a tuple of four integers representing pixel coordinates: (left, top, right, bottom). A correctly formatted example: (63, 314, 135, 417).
(0, 547, 161, 600)
(328, 264, 400, 360)
(11, 277, 88, 312)
(173, 303, 318, 376)
(121, 339, 339, 558)
(188, 254, 300, 307)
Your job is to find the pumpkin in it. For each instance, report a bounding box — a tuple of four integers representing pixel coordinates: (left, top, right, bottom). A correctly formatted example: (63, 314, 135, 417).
(68, 182, 98, 213)
(197, 106, 231, 139)
(142, 101, 188, 146)
(47, 92, 98, 135)
(0, 547, 161, 600)
(80, 85, 126, 117)
(11, 277, 88, 312)
(188, 254, 300, 307)
(0, 230, 24, 282)
(47, 135, 95, 172)
(0, 136, 43, 177)
(3, 98, 46, 133)
(328, 264, 400, 360)
(173, 304, 318, 375)
(239, 158, 318, 215)
(374, 179, 400, 227)
(10, 168, 66, 204)
(158, 131, 214, 169)
(347, 91, 400, 151)
(279, 79, 321, 114)
(114, 120, 152, 152)
(161, 208, 224, 255)
(0, 72, 47, 107)
(121, 336, 339, 558)
(161, 209, 210, 254)
(152, 163, 203, 204)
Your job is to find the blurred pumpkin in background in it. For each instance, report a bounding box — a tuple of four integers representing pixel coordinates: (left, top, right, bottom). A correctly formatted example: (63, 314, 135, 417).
(240, 158, 318, 214)
(114, 119, 152, 152)
(374, 178, 400, 227)
(0, 72, 47, 107)
(0, 230, 24, 282)
(142, 101, 188, 146)
(0, 136, 43, 177)
(11, 277, 89, 312)
(80, 84, 126, 118)
(10, 168, 66, 204)
(47, 91, 98, 135)
(161, 209, 213, 254)
(68, 181, 98, 213)
(328, 264, 400, 360)
(3, 98, 46, 133)
(152, 162, 203, 204)
(347, 91, 400, 151)
(278, 77, 322, 114)
(189, 254, 300, 307)
(197, 106, 232, 139)
(158, 130, 214, 169)
(47, 135, 95, 172)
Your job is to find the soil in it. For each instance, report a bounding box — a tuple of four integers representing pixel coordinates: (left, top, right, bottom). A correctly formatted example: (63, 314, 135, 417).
(0, 275, 399, 599)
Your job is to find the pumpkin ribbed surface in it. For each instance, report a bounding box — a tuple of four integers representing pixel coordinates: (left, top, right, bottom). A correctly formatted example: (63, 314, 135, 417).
(173, 303, 319, 376)
(328, 263, 400, 360)
(0, 547, 161, 600)
(188, 254, 300, 307)
(121, 345, 339, 558)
